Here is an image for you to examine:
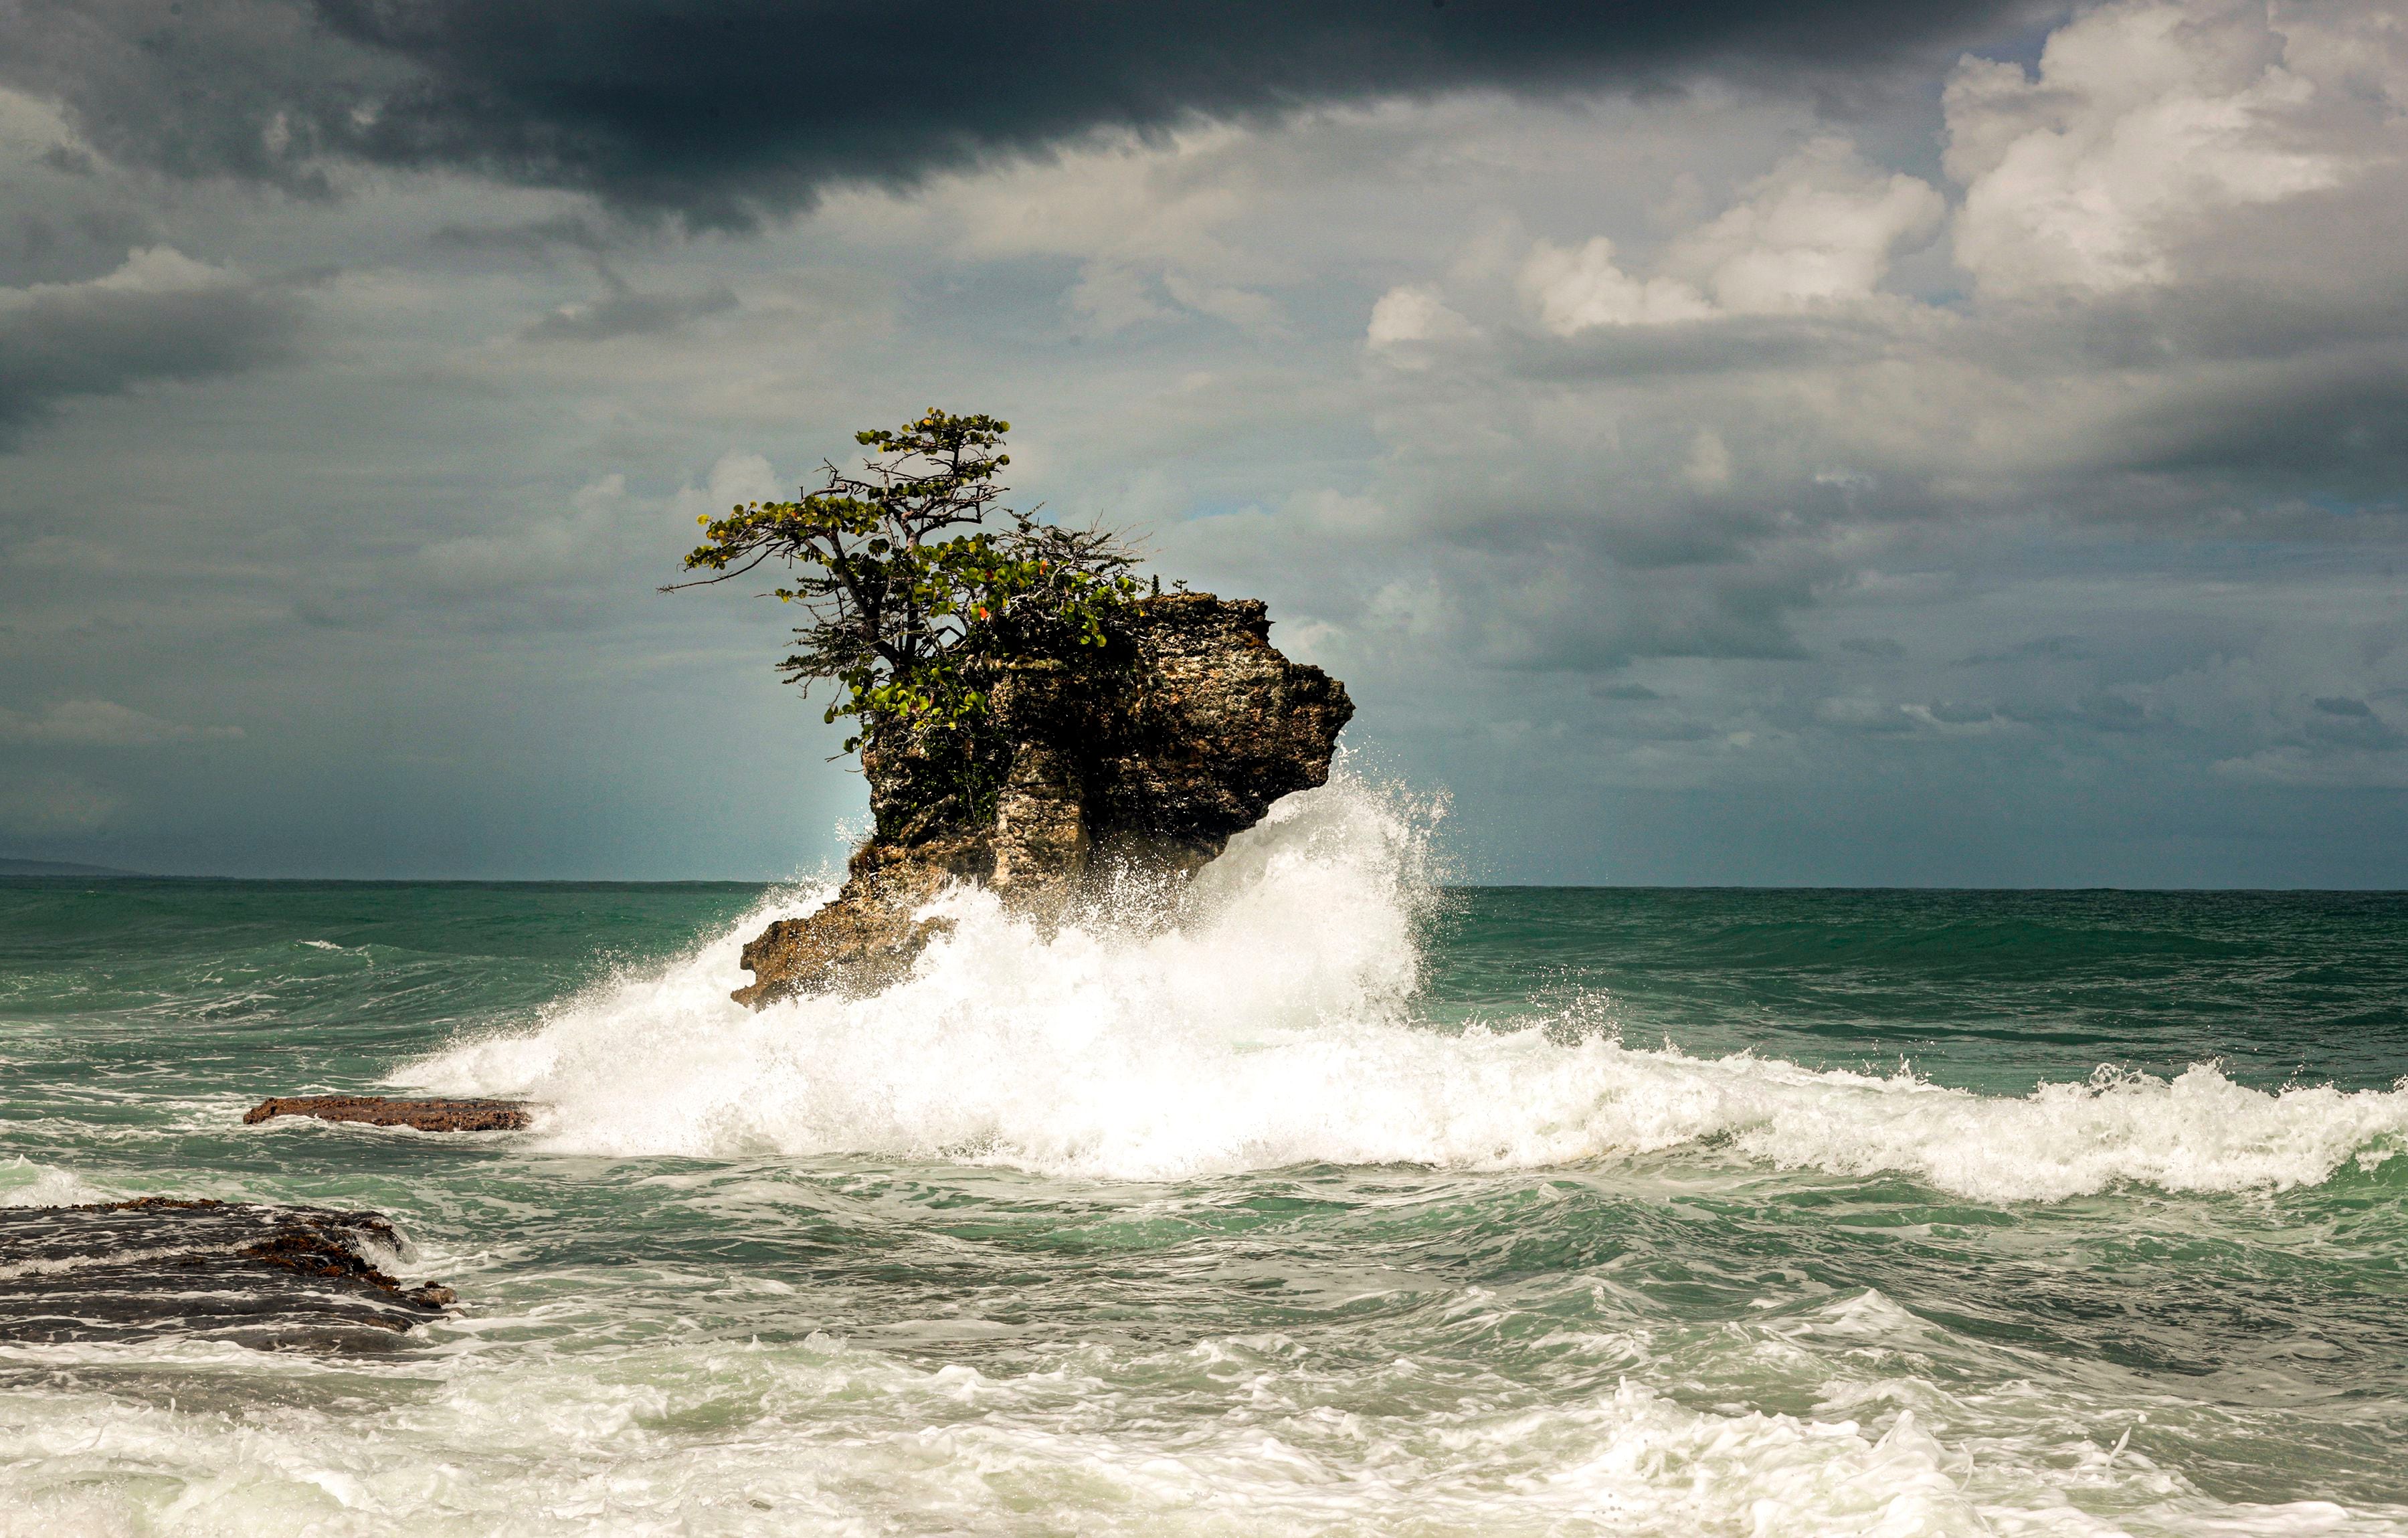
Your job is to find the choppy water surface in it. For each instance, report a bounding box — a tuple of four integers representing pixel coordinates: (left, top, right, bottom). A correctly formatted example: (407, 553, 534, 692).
(3, 781, 2406, 1535)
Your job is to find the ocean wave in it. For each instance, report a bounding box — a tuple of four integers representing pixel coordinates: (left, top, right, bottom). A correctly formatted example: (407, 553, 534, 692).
(399, 776, 2408, 1200)
(0, 1158, 119, 1209)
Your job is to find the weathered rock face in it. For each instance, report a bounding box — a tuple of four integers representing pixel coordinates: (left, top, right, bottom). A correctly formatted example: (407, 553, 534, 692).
(735, 592, 1352, 1007)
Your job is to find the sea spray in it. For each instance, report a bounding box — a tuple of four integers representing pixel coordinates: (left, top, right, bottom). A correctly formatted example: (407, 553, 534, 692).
(399, 778, 2408, 1199)
(0, 1157, 118, 1209)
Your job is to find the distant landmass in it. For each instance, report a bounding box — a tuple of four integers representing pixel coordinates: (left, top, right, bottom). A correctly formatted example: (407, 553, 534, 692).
(0, 857, 147, 877)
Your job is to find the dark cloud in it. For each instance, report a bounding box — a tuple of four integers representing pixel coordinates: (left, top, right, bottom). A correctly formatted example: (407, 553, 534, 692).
(6, 0, 2041, 227)
(2095, 353, 2408, 495)
(0, 264, 306, 446)
(4, 153, 158, 289)
(0, 1, 407, 197)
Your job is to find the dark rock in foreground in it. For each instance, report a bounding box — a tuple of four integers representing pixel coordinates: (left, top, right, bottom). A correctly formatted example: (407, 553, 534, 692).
(737, 592, 1353, 1006)
(0, 1197, 454, 1350)
(243, 1095, 532, 1131)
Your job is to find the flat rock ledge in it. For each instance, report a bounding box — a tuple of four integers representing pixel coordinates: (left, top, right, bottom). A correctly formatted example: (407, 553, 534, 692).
(244, 1095, 533, 1132)
(0, 1197, 454, 1349)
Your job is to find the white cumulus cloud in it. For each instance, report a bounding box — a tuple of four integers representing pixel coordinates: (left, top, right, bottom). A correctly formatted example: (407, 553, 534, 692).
(1946, 0, 2363, 296)
(1519, 137, 1940, 333)
(1667, 137, 1944, 314)
(1520, 235, 1716, 333)
(1365, 283, 1478, 353)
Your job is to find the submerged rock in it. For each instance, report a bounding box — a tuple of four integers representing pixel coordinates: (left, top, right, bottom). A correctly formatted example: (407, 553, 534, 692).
(737, 591, 1352, 1006)
(243, 1095, 532, 1132)
(0, 1197, 454, 1350)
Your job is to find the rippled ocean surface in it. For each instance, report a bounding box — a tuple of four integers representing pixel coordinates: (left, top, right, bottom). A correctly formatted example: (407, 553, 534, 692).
(4, 781, 2407, 1535)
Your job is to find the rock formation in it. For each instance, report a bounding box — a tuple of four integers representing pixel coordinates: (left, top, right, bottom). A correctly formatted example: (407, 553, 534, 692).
(735, 591, 1352, 1006)
(0, 1197, 455, 1348)
(244, 1095, 532, 1132)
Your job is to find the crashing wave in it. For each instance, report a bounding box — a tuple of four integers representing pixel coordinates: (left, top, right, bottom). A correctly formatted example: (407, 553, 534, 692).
(401, 773, 2408, 1199)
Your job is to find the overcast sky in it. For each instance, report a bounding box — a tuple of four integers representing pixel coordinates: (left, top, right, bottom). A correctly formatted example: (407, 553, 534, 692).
(3, 0, 2404, 884)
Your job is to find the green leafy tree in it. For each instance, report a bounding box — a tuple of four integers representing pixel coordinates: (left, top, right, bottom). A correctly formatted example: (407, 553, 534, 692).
(670, 409, 1140, 759)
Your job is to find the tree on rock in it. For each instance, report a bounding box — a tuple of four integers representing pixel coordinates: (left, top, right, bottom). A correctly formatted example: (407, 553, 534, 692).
(668, 409, 1140, 759)
(673, 413, 1352, 1007)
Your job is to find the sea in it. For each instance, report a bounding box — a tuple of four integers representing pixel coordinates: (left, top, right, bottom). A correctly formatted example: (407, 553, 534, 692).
(3, 775, 2406, 1535)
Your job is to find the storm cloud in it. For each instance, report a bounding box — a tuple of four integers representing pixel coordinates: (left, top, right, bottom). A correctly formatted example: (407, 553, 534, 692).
(6, 0, 2042, 225)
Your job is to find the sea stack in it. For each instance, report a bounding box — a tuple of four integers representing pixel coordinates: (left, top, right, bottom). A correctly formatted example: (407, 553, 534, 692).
(735, 591, 1352, 1006)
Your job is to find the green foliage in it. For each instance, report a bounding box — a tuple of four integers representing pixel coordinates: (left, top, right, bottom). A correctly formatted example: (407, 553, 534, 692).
(670, 409, 1141, 756)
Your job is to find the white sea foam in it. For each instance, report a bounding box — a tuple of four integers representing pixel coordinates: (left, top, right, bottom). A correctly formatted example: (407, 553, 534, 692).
(0, 1157, 118, 1208)
(401, 775, 2408, 1201)
(2, 1290, 2397, 1537)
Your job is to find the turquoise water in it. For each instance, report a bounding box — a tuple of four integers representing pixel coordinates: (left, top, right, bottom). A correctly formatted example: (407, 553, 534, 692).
(3, 783, 2407, 1535)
